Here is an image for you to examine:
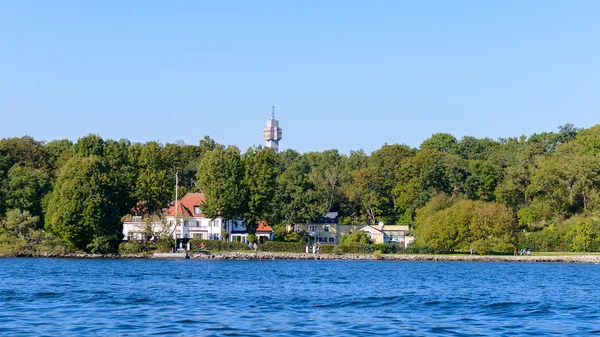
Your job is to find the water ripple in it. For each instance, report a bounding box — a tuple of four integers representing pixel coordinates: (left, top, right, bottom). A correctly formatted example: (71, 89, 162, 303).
(1, 259, 599, 336)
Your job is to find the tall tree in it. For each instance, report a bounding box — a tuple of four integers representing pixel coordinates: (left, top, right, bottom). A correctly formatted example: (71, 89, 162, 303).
(135, 141, 172, 214)
(274, 154, 323, 225)
(243, 146, 278, 230)
(4, 165, 51, 223)
(420, 133, 458, 153)
(197, 146, 246, 221)
(103, 139, 138, 216)
(45, 156, 120, 253)
(72, 134, 105, 157)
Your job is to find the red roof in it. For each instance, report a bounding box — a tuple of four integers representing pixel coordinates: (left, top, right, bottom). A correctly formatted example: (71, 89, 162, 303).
(166, 193, 206, 217)
(256, 220, 273, 232)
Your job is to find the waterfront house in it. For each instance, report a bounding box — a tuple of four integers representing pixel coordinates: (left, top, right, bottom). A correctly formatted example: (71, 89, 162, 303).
(287, 212, 362, 244)
(358, 225, 385, 243)
(256, 220, 274, 242)
(286, 213, 414, 247)
(122, 192, 273, 246)
(359, 223, 414, 247)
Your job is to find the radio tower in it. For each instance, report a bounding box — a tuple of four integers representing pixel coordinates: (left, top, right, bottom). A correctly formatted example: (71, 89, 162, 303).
(263, 105, 283, 152)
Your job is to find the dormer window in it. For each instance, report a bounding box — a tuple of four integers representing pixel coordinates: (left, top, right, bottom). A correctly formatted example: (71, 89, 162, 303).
(194, 206, 201, 214)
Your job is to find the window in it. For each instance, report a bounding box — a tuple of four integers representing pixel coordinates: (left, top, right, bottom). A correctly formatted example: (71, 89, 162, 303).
(328, 237, 335, 243)
(323, 225, 330, 232)
(194, 206, 201, 214)
(309, 225, 317, 232)
(132, 216, 142, 222)
(196, 221, 200, 227)
(183, 220, 189, 227)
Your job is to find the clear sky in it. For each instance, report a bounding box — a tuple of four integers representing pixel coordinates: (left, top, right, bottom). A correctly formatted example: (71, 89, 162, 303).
(1, 1, 599, 154)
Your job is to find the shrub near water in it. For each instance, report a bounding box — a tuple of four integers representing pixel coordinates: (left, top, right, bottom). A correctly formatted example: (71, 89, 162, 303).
(190, 239, 248, 251)
(257, 241, 306, 253)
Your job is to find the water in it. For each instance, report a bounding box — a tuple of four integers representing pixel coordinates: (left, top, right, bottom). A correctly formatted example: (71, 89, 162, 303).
(1, 259, 599, 336)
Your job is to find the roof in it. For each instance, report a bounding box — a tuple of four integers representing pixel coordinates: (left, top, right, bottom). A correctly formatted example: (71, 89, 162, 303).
(359, 225, 384, 234)
(166, 193, 206, 217)
(317, 212, 339, 224)
(256, 220, 273, 232)
(382, 225, 410, 231)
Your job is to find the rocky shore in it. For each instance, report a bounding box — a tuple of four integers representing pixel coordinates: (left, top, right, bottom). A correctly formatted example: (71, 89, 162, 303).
(3, 251, 600, 263)
(190, 251, 600, 263)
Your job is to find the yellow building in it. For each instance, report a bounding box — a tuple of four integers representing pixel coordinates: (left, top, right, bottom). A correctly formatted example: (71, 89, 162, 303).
(287, 213, 414, 247)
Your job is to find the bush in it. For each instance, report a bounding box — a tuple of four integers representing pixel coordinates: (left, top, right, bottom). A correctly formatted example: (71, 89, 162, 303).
(404, 245, 437, 254)
(333, 245, 342, 255)
(247, 233, 257, 244)
(340, 244, 373, 254)
(257, 241, 306, 253)
(471, 238, 514, 255)
(86, 235, 116, 254)
(373, 250, 382, 260)
(119, 241, 141, 255)
(339, 231, 373, 245)
(371, 243, 401, 254)
(189, 239, 248, 251)
(0, 230, 74, 257)
(318, 245, 334, 254)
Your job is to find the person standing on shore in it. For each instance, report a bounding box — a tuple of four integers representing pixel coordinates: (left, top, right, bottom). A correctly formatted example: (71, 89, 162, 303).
(514, 247, 517, 256)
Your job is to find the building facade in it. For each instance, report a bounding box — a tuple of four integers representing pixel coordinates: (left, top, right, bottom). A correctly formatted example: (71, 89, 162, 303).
(286, 212, 414, 247)
(122, 193, 273, 247)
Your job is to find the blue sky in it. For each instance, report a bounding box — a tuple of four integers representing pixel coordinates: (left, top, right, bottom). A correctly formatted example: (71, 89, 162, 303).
(1, 1, 599, 154)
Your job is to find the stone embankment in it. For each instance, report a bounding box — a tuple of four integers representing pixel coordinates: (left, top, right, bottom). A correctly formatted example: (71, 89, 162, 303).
(190, 252, 600, 263)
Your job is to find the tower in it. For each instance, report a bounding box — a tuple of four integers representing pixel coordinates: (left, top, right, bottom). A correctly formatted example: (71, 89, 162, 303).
(263, 105, 282, 152)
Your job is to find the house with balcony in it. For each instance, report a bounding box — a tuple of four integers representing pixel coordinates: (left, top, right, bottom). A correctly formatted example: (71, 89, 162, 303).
(122, 192, 273, 247)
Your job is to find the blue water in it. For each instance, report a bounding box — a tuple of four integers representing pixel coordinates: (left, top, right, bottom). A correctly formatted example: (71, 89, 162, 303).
(1, 259, 599, 336)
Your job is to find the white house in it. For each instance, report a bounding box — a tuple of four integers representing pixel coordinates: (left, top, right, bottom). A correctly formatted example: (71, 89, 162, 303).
(122, 192, 273, 247)
(358, 223, 414, 247)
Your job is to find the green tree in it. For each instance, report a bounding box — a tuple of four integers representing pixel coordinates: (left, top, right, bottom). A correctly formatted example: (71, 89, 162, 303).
(569, 219, 600, 252)
(339, 230, 373, 246)
(46, 139, 73, 177)
(273, 154, 323, 225)
(135, 141, 172, 214)
(243, 146, 278, 231)
(415, 195, 515, 254)
(197, 146, 246, 221)
(420, 133, 458, 153)
(72, 134, 105, 157)
(45, 156, 120, 253)
(103, 139, 139, 216)
(346, 167, 385, 224)
(1, 209, 39, 241)
(4, 165, 51, 222)
(0, 136, 49, 172)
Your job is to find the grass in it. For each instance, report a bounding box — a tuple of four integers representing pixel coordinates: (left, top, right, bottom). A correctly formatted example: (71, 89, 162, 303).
(531, 252, 600, 256)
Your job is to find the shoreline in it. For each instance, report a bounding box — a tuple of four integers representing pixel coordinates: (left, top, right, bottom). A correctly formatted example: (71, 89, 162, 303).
(2, 252, 600, 263)
(190, 252, 600, 263)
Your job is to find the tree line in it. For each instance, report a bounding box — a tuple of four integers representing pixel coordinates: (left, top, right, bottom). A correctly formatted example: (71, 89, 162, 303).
(1, 123, 600, 255)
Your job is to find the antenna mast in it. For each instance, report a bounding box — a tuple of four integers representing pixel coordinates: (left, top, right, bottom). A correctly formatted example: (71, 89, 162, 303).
(271, 104, 276, 120)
